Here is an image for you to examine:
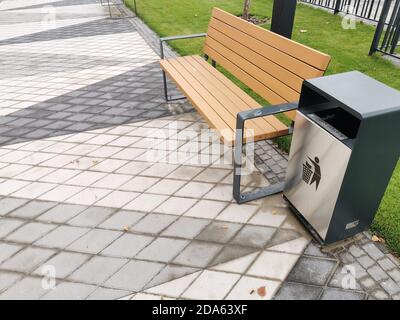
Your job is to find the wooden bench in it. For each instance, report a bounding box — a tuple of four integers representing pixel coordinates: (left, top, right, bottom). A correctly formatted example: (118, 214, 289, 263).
(159, 8, 331, 203)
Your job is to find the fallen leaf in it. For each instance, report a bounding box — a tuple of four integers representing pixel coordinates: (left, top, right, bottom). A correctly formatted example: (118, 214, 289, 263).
(372, 235, 385, 243)
(371, 235, 380, 242)
(300, 29, 308, 33)
(123, 225, 129, 232)
(222, 225, 229, 229)
(257, 286, 266, 297)
(92, 160, 99, 165)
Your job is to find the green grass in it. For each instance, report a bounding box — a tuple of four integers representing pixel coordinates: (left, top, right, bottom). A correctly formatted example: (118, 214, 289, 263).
(125, 0, 400, 254)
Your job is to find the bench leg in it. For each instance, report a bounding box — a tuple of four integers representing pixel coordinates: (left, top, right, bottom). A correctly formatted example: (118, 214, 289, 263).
(233, 103, 298, 204)
(162, 70, 187, 102)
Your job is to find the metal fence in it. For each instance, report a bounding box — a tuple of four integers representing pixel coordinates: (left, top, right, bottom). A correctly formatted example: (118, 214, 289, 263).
(370, 0, 400, 58)
(300, 0, 387, 22)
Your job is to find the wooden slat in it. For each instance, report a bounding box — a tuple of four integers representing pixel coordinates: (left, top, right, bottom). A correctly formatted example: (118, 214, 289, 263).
(159, 57, 289, 145)
(204, 45, 286, 105)
(189, 55, 288, 133)
(207, 20, 311, 89)
(159, 59, 234, 143)
(180, 56, 279, 136)
(204, 36, 300, 102)
(211, 8, 331, 71)
(172, 57, 283, 140)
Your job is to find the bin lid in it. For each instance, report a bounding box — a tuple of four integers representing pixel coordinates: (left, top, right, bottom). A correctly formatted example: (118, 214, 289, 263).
(304, 71, 400, 119)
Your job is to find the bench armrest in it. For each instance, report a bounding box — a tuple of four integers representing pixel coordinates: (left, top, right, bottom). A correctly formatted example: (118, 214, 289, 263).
(160, 33, 207, 42)
(233, 102, 298, 203)
(236, 102, 298, 125)
(159, 33, 207, 59)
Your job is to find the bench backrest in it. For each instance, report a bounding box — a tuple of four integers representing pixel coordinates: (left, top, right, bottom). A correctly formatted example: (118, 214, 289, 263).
(203, 8, 331, 120)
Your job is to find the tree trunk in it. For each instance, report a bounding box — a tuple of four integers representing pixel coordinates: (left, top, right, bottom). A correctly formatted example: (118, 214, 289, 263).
(242, 0, 252, 20)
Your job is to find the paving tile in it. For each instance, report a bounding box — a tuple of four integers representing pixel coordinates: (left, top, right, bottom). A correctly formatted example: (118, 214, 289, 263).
(286, 256, 336, 286)
(173, 241, 223, 268)
(131, 213, 177, 234)
(67, 229, 123, 254)
(161, 217, 209, 239)
(120, 176, 160, 192)
(167, 166, 203, 180)
(104, 260, 165, 291)
(69, 256, 128, 286)
(204, 184, 233, 202)
(0, 218, 25, 239)
(124, 194, 168, 212)
(193, 168, 230, 183)
(37, 204, 87, 223)
(175, 182, 214, 198)
(226, 275, 280, 300)
(145, 270, 200, 297)
(35, 226, 90, 249)
(362, 243, 385, 260)
(248, 207, 287, 227)
(388, 268, 400, 283)
(0, 243, 23, 264)
(248, 251, 299, 281)
(92, 173, 132, 189)
(39, 185, 84, 202)
(211, 246, 258, 266)
(146, 179, 186, 195)
(33, 252, 89, 279)
(68, 207, 115, 227)
(6, 222, 57, 244)
(348, 245, 365, 258)
(380, 278, 400, 295)
(12, 182, 56, 199)
(102, 233, 154, 258)
(0, 198, 28, 216)
(231, 225, 276, 248)
(267, 228, 304, 248)
(268, 237, 310, 255)
(95, 190, 139, 208)
(367, 265, 388, 282)
(41, 282, 97, 300)
(360, 277, 378, 290)
(212, 252, 259, 274)
(99, 210, 145, 231)
(182, 270, 240, 300)
(0, 277, 49, 300)
(154, 197, 197, 216)
(0, 247, 55, 273)
(274, 282, 322, 300)
(303, 241, 331, 258)
(87, 287, 131, 300)
(378, 257, 396, 271)
(358, 254, 375, 269)
(184, 199, 227, 219)
(321, 288, 366, 300)
(145, 265, 199, 290)
(8, 200, 55, 219)
(196, 221, 241, 243)
(66, 171, 107, 187)
(137, 237, 189, 263)
(216, 203, 258, 223)
(0, 271, 22, 292)
(65, 187, 111, 206)
(370, 288, 390, 300)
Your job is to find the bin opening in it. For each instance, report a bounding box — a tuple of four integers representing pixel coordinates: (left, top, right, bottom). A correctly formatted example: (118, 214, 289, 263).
(307, 107, 360, 143)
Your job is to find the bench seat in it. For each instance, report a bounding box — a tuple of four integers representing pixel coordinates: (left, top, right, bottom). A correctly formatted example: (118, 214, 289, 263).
(160, 54, 289, 146)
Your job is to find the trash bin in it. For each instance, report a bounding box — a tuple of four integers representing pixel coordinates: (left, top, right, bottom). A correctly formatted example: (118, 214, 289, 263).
(283, 71, 400, 244)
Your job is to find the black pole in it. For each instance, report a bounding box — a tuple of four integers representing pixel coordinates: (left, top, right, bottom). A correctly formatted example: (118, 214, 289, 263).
(270, 0, 297, 39)
(369, 0, 392, 55)
(334, 0, 342, 14)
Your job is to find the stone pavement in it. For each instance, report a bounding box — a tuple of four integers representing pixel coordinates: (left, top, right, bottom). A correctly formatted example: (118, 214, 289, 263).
(0, 0, 399, 300)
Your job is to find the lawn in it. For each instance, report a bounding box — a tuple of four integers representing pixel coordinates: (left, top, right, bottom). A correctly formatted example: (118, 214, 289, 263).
(125, 0, 400, 254)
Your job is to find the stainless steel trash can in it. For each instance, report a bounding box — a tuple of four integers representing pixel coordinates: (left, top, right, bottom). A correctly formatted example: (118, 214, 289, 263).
(284, 71, 400, 244)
